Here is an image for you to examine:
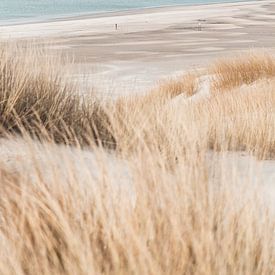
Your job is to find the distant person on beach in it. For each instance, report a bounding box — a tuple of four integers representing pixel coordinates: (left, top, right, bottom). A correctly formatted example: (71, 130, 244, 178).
(198, 22, 202, 31)
(115, 23, 118, 30)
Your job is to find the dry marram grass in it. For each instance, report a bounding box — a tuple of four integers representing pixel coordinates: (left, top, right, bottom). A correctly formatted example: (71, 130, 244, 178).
(0, 44, 114, 147)
(0, 45, 274, 274)
(0, 139, 274, 275)
(152, 72, 199, 98)
(210, 52, 275, 92)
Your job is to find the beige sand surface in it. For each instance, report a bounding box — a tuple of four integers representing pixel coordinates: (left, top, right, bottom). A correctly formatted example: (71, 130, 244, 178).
(1, 0, 275, 94)
(0, 138, 274, 211)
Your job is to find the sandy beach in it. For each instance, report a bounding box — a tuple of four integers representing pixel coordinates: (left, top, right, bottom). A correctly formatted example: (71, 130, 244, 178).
(1, 0, 275, 94)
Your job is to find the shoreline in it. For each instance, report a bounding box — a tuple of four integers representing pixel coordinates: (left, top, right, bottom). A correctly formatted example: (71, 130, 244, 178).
(0, 0, 259, 27)
(0, 0, 269, 39)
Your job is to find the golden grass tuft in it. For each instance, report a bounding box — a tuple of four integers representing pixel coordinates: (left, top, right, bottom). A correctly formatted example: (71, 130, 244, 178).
(0, 44, 115, 147)
(193, 80, 275, 158)
(210, 52, 275, 92)
(152, 72, 198, 99)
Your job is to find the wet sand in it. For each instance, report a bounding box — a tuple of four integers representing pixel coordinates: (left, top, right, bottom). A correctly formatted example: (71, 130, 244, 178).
(1, 0, 275, 94)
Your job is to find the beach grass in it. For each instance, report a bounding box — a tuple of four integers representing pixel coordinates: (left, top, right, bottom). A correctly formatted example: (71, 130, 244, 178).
(0, 44, 114, 147)
(0, 45, 274, 274)
(151, 72, 199, 99)
(0, 139, 274, 275)
(210, 51, 275, 92)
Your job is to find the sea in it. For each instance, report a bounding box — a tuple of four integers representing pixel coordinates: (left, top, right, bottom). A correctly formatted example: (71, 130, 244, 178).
(0, 0, 246, 24)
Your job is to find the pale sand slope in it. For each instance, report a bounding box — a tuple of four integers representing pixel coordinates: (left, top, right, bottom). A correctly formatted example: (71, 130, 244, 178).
(0, 138, 134, 201)
(1, 0, 275, 94)
(0, 138, 274, 212)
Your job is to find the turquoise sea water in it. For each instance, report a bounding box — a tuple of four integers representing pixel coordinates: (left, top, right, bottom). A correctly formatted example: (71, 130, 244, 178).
(0, 0, 247, 23)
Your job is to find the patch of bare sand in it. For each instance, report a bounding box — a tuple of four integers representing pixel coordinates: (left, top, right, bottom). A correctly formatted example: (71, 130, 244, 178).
(1, 137, 274, 212)
(207, 151, 275, 213)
